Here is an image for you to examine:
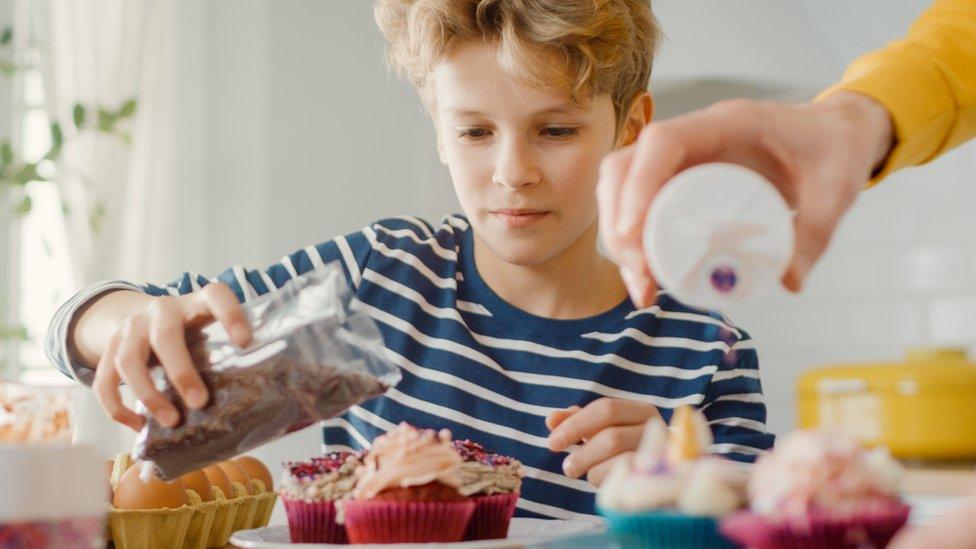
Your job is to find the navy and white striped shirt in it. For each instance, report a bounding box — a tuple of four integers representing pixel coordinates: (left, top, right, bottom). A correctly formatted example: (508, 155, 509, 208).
(47, 214, 774, 521)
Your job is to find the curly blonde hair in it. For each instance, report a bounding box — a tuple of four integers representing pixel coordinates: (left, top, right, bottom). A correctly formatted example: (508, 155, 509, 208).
(374, 0, 660, 130)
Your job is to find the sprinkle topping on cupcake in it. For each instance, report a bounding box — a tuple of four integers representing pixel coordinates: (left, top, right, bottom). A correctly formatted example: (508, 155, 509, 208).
(281, 451, 365, 503)
(748, 430, 903, 518)
(452, 439, 524, 497)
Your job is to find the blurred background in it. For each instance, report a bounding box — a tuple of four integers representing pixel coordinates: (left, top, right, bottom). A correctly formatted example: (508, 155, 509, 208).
(1, 0, 974, 521)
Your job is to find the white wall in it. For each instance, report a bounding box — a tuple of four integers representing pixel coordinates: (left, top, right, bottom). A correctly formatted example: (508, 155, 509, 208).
(206, 0, 457, 276)
(197, 0, 973, 522)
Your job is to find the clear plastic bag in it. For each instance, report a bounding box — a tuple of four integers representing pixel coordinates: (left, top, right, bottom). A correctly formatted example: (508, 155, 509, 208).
(132, 263, 400, 479)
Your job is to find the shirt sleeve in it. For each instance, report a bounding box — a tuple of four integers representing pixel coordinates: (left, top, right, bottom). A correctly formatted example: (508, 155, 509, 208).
(44, 227, 375, 387)
(701, 334, 776, 463)
(818, 0, 976, 184)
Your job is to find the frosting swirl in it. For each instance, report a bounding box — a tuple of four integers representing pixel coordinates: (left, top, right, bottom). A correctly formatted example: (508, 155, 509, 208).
(352, 423, 463, 500)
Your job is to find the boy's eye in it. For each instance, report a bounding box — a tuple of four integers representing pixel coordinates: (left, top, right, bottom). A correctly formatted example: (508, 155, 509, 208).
(541, 126, 578, 138)
(456, 128, 491, 140)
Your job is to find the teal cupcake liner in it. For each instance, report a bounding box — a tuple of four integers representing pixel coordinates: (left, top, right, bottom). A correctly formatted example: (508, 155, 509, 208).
(598, 506, 740, 549)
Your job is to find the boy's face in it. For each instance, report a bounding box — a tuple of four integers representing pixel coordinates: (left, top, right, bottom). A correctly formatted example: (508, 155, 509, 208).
(432, 41, 620, 267)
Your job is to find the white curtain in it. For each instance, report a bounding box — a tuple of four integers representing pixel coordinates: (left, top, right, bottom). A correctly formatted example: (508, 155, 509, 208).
(41, 0, 209, 285)
(38, 0, 210, 454)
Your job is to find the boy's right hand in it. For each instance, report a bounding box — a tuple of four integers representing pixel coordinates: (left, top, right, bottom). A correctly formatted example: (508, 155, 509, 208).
(91, 282, 252, 431)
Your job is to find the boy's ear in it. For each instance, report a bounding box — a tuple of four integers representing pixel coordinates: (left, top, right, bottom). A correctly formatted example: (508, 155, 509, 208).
(619, 92, 654, 147)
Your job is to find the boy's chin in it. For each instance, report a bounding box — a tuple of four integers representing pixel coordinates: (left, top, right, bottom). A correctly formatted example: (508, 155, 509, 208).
(483, 240, 557, 267)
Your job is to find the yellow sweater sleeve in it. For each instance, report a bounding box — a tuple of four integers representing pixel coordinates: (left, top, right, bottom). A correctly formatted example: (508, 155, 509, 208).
(818, 0, 976, 184)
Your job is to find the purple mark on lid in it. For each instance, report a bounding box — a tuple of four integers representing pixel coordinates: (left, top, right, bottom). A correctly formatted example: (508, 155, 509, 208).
(710, 265, 738, 293)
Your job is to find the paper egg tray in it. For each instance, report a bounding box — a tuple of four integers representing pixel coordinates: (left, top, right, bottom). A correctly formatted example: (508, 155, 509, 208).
(108, 458, 276, 549)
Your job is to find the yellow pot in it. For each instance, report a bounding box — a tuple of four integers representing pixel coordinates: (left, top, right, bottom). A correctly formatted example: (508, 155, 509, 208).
(798, 347, 976, 460)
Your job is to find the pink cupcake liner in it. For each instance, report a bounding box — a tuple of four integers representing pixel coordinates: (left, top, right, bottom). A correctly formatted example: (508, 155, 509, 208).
(720, 503, 910, 549)
(282, 497, 348, 544)
(343, 499, 476, 544)
(464, 492, 519, 541)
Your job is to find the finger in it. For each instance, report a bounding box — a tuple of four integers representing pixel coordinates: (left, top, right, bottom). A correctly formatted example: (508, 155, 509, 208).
(548, 398, 659, 452)
(612, 123, 690, 280)
(585, 451, 632, 487)
(562, 425, 644, 479)
(596, 147, 659, 307)
(191, 283, 252, 348)
(596, 146, 637, 264)
(94, 333, 144, 431)
(115, 315, 181, 427)
(148, 297, 209, 409)
(545, 405, 582, 432)
(781, 193, 844, 292)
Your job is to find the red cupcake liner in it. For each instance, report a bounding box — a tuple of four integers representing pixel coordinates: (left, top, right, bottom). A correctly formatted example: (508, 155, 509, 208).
(282, 497, 348, 544)
(720, 503, 910, 549)
(343, 499, 476, 544)
(464, 492, 519, 541)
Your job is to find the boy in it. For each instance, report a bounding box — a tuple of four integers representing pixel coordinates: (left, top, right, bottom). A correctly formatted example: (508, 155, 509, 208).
(47, 0, 773, 520)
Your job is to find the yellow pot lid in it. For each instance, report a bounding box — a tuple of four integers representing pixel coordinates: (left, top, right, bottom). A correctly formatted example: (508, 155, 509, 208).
(799, 347, 976, 391)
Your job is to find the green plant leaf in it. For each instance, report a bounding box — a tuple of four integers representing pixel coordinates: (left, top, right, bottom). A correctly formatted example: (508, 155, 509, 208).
(44, 122, 63, 160)
(0, 324, 28, 341)
(12, 194, 31, 215)
(13, 163, 40, 185)
(97, 108, 116, 132)
(118, 98, 137, 118)
(0, 27, 12, 46)
(73, 104, 86, 128)
(0, 141, 11, 168)
(89, 201, 106, 234)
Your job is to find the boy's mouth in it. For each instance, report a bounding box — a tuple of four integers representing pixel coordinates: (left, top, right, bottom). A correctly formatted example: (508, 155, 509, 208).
(490, 208, 551, 228)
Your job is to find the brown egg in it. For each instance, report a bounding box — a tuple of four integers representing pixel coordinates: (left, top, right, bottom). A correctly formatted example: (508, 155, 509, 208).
(217, 460, 253, 495)
(234, 456, 273, 491)
(179, 469, 214, 501)
(112, 464, 187, 510)
(217, 460, 254, 495)
(202, 464, 234, 499)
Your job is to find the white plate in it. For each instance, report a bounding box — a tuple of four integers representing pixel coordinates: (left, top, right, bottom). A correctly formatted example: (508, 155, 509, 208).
(230, 518, 605, 548)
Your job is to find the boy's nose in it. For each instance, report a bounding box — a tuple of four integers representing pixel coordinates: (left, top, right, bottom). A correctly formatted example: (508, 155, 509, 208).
(492, 139, 541, 190)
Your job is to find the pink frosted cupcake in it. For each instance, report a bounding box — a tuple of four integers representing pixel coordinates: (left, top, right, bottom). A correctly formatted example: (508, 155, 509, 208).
(721, 431, 910, 549)
(453, 439, 524, 540)
(340, 423, 475, 543)
(280, 451, 364, 543)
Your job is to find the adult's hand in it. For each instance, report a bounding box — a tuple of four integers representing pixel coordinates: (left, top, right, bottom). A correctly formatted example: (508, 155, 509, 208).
(598, 91, 894, 307)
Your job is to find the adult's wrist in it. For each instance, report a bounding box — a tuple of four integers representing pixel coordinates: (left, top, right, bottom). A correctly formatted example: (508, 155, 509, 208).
(820, 90, 895, 176)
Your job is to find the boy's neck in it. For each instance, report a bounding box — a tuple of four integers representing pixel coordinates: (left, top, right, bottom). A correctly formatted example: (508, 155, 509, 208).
(472, 221, 629, 320)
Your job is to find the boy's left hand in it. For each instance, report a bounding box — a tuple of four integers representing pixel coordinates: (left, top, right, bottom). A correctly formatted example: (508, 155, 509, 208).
(546, 398, 661, 486)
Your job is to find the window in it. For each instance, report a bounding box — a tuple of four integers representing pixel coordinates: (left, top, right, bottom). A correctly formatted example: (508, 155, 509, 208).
(0, 17, 74, 384)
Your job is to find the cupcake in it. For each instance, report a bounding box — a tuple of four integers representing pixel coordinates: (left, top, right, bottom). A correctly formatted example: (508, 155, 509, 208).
(597, 406, 746, 549)
(720, 430, 910, 549)
(280, 451, 364, 543)
(341, 423, 476, 543)
(452, 439, 524, 540)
